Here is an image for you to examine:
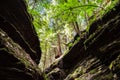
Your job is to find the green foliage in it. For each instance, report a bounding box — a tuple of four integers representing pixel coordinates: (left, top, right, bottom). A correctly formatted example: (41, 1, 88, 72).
(26, 0, 118, 69)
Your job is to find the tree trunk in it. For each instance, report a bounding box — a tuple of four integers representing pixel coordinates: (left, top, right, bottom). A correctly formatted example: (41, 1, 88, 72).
(55, 33, 62, 59)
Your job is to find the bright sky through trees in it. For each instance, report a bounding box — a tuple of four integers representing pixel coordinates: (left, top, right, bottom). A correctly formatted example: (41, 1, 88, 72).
(27, 0, 118, 71)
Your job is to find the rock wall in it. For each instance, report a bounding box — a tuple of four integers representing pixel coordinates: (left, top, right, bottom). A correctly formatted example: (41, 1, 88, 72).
(46, 1, 120, 80)
(0, 0, 44, 80)
(0, 0, 41, 64)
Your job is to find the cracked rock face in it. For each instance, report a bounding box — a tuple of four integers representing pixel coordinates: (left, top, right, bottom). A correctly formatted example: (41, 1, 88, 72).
(0, 0, 43, 80)
(0, 0, 41, 64)
(45, 2, 120, 80)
